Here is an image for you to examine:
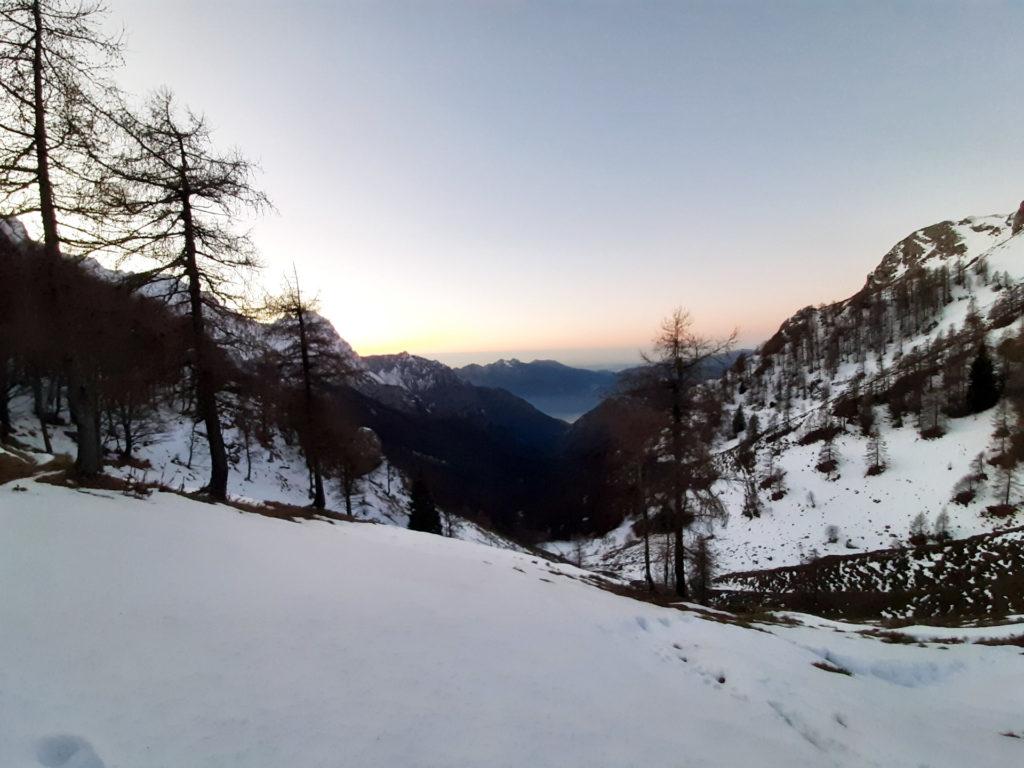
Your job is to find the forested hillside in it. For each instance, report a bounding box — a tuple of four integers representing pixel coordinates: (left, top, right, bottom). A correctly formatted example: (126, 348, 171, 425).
(546, 213, 1024, 610)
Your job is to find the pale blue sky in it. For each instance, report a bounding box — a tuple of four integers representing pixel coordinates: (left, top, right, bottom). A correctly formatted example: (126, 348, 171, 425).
(105, 1, 1024, 367)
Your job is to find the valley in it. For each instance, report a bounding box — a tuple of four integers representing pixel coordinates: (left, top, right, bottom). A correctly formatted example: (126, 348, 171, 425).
(2, 3, 1023, 764)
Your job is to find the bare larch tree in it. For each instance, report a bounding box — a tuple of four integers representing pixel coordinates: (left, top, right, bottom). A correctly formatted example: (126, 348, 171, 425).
(91, 89, 269, 499)
(631, 308, 735, 598)
(265, 270, 359, 509)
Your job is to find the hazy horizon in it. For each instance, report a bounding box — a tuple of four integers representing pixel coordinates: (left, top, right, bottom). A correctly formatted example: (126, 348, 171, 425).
(99, 1, 1024, 363)
(421, 346, 647, 371)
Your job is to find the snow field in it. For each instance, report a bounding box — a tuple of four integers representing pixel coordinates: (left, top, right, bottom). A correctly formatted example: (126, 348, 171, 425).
(1, 480, 1023, 767)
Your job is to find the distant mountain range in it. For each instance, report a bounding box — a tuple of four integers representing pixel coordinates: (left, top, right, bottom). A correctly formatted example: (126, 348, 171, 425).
(353, 353, 569, 532)
(456, 359, 618, 421)
(456, 355, 745, 422)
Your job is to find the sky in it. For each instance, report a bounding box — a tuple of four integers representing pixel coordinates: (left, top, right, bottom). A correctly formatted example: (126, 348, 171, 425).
(101, 0, 1024, 368)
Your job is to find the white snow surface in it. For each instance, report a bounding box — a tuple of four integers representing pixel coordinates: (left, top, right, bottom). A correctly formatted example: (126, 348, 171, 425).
(1, 480, 1022, 767)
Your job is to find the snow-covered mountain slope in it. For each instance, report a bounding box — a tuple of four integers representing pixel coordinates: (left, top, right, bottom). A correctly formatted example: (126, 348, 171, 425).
(546, 213, 1024, 581)
(363, 351, 464, 394)
(3, 393, 520, 552)
(2, 479, 1023, 768)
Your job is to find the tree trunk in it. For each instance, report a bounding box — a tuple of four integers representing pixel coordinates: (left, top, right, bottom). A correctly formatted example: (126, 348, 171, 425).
(121, 402, 134, 460)
(311, 461, 326, 510)
(0, 356, 10, 442)
(187, 420, 196, 469)
(31, 0, 102, 474)
(179, 160, 228, 500)
(33, 372, 54, 456)
(670, 367, 688, 600)
(638, 463, 654, 592)
(67, 366, 102, 476)
(663, 531, 671, 587)
(31, 0, 60, 263)
(674, 523, 687, 599)
(342, 472, 353, 516)
(38, 412, 53, 455)
(294, 286, 325, 510)
(195, 357, 228, 499)
(243, 427, 252, 481)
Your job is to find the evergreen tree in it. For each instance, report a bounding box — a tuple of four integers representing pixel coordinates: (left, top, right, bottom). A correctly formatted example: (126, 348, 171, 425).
(918, 388, 946, 439)
(966, 344, 1000, 414)
(865, 430, 887, 475)
(816, 437, 839, 479)
(408, 475, 442, 534)
(994, 452, 1020, 511)
(746, 413, 761, 442)
(731, 406, 746, 436)
(933, 509, 951, 542)
(991, 399, 1013, 458)
(908, 512, 929, 544)
(688, 535, 717, 606)
(741, 475, 761, 519)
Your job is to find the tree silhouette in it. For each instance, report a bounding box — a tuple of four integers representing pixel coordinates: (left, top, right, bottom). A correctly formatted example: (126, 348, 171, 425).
(265, 272, 358, 508)
(966, 343, 1000, 414)
(628, 308, 734, 599)
(408, 475, 441, 534)
(93, 89, 270, 499)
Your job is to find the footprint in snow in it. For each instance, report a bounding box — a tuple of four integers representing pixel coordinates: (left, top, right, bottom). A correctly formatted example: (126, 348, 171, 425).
(35, 735, 106, 768)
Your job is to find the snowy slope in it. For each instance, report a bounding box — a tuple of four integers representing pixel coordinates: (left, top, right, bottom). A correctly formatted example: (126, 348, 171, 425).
(547, 214, 1024, 580)
(3, 394, 520, 552)
(1, 480, 1023, 768)
(362, 351, 463, 393)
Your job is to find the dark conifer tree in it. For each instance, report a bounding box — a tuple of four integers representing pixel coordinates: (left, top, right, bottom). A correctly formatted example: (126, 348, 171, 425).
(731, 405, 746, 436)
(966, 344, 1000, 414)
(746, 413, 761, 442)
(408, 475, 442, 534)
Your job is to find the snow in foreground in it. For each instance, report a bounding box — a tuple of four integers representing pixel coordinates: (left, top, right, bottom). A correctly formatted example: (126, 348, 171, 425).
(1, 481, 1022, 767)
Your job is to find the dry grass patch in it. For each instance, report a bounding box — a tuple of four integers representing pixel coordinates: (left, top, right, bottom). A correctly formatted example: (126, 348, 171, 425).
(860, 629, 918, 644)
(0, 452, 35, 485)
(974, 634, 1024, 648)
(812, 660, 852, 676)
